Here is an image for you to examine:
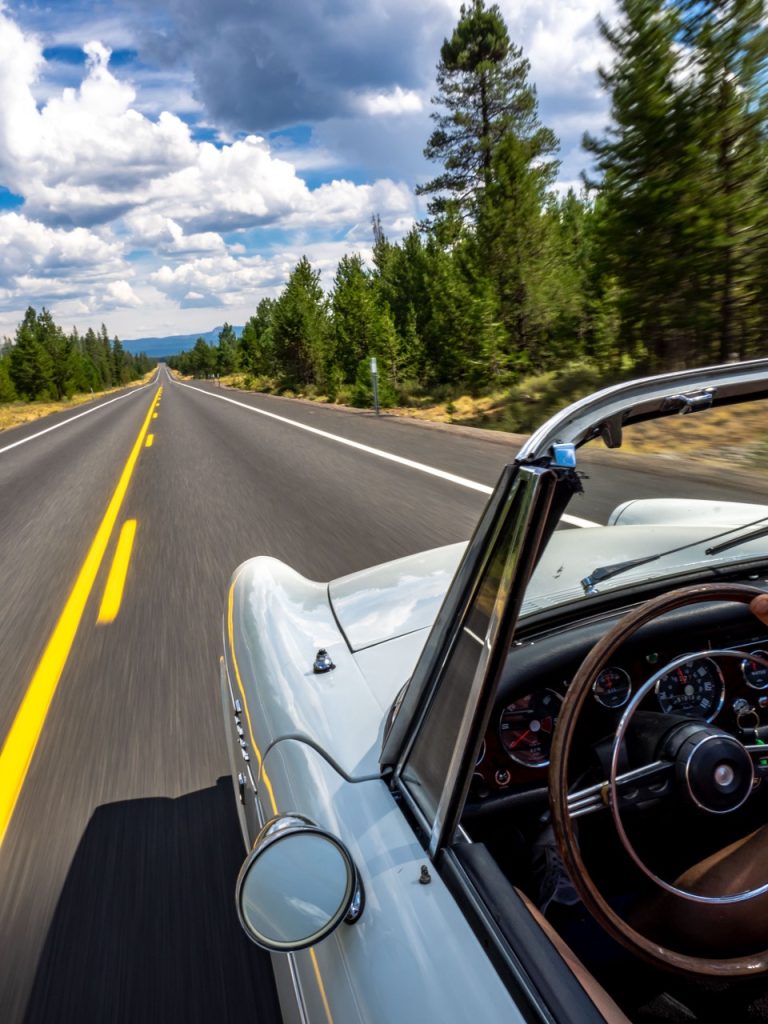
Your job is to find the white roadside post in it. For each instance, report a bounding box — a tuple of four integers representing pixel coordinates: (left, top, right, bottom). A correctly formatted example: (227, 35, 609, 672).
(370, 356, 379, 416)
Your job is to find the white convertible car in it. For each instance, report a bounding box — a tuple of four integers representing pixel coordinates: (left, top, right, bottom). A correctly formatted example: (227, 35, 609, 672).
(220, 361, 768, 1023)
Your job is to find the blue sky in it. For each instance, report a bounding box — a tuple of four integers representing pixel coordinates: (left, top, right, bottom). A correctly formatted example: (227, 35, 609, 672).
(0, 0, 613, 341)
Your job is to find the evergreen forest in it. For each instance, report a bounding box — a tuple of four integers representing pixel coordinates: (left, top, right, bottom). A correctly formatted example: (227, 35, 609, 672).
(0, 307, 154, 403)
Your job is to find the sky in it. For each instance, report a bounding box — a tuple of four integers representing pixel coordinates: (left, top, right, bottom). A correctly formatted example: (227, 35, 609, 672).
(0, 0, 615, 342)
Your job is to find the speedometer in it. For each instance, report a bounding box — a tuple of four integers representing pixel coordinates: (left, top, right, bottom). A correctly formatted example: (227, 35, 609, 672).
(499, 689, 561, 767)
(655, 657, 724, 721)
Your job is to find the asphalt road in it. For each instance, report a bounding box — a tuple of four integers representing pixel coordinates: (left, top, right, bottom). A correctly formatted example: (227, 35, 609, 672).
(0, 366, 760, 1023)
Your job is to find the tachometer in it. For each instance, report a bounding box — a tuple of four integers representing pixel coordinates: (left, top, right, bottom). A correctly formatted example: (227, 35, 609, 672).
(655, 657, 724, 721)
(499, 689, 561, 767)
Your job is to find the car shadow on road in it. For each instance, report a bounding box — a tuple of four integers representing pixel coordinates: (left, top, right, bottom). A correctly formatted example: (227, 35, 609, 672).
(23, 778, 279, 1024)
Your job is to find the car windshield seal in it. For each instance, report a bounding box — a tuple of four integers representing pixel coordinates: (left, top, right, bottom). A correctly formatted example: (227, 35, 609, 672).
(580, 515, 768, 594)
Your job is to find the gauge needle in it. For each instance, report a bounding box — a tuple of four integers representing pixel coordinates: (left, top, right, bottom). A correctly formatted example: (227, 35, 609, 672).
(510, 729, 533, 748)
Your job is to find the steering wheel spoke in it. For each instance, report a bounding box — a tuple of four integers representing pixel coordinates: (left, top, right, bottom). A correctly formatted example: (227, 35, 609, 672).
(568, 760, 674, 819)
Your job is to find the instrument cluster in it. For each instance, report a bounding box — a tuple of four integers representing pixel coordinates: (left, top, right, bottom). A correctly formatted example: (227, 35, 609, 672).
(474, 642, 768, 792)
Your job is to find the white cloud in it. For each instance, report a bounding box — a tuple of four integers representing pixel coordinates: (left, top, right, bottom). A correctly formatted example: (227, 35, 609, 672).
(0, 7, 420, 336)
(107, 280, 142, 306)
(150, 253, 278, 307)
(356, 87, 424, 116)
(0, 212, 122, 277)
(279, 177, 414, 232)
(122, 211, 226, 254)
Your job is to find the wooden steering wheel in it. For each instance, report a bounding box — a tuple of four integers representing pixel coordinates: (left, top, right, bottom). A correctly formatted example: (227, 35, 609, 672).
(549, 583, 768, 976)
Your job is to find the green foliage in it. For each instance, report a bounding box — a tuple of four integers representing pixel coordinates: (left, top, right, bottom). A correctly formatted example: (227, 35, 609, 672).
(0, 353, 16, 401)
(217, 322, 239, 375)
(585, 0, 768, 370)
(332, 254, 377, 382)
(0, 307, 153, 404)
(271, 257, 331, 390)
(418, 0, 557, 226)
(238, 299, 276, 377)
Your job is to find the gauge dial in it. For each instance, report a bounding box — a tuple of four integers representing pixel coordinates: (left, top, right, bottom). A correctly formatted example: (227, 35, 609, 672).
(593, 667, 632, 709)
(655, 657, 724, 721)
(742, 651, 768, 690)
(499, 689, 561, 767)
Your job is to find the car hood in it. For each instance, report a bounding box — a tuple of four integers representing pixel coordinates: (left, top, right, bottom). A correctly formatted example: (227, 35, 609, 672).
(330, 516, 768, 650)
(329, 543, 466, 651)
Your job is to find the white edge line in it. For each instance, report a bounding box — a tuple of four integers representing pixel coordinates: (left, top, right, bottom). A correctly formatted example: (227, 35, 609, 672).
(0, 377, 158, 456)
(172, 378, 599, 528)
(563, 513, 600, 529)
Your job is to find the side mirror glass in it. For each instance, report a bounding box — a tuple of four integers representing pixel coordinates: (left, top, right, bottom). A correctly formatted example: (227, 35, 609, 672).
(236, 814, 364, 951)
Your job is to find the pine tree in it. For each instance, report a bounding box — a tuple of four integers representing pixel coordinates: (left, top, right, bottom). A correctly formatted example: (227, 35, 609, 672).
(217, 323, 238, 375)
(111, 336, 130, 385)
(678, 0, 768, 361)
(0, 352, 16, 401)
(584, 0, 768, 370)
(584, 0, 703, 369)
(239, 299, 276, 377)
(271, 257, 330, 390)
(190, 337, 216, 377)
(417, 0, 557, 223)
(477, 131, 560, 367)
(8, 308, 55, 400)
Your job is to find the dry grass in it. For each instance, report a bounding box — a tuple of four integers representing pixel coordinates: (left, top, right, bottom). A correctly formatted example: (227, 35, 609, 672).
(389, 392, 767, 467)
(0, 372, 155, 432)
(619, 404, 768, 467)
(387, 392, 507, 425)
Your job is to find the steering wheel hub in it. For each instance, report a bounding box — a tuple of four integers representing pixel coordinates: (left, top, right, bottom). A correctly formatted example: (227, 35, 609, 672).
(674, 728, 754, 814)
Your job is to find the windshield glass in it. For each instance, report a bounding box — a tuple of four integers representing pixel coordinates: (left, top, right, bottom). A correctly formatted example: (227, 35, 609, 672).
(522, 401, 768, 616)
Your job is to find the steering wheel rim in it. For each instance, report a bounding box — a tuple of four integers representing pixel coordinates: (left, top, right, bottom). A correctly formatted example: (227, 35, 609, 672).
(549, 582, 768, 976)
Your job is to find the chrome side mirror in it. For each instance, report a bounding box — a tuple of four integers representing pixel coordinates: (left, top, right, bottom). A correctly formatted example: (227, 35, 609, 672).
(236, 814, 364, 951)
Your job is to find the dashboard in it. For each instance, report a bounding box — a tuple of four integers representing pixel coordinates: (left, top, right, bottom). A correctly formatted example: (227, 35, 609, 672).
(469, 596, 768, 804)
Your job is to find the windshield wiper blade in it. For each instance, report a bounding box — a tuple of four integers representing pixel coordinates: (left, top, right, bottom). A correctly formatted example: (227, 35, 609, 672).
(706, 524, 768, 556)
(581, 515, 768, 595)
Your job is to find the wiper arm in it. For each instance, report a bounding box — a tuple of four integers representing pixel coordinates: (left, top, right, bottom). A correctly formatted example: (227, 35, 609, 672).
(581, 556, 661, 594)
(581, 515, 768, 595)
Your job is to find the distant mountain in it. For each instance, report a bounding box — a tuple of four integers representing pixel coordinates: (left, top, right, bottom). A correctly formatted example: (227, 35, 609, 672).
(122, 325, 243, 358)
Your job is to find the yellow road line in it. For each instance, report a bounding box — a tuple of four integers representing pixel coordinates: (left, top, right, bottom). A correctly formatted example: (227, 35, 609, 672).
(0, 389, 160, 848)
(145, 434, 154, 448)
(97, 520, 138, 624)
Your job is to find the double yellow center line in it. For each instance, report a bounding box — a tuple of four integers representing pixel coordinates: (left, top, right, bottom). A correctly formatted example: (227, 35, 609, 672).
(0, 386, 162, 847)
